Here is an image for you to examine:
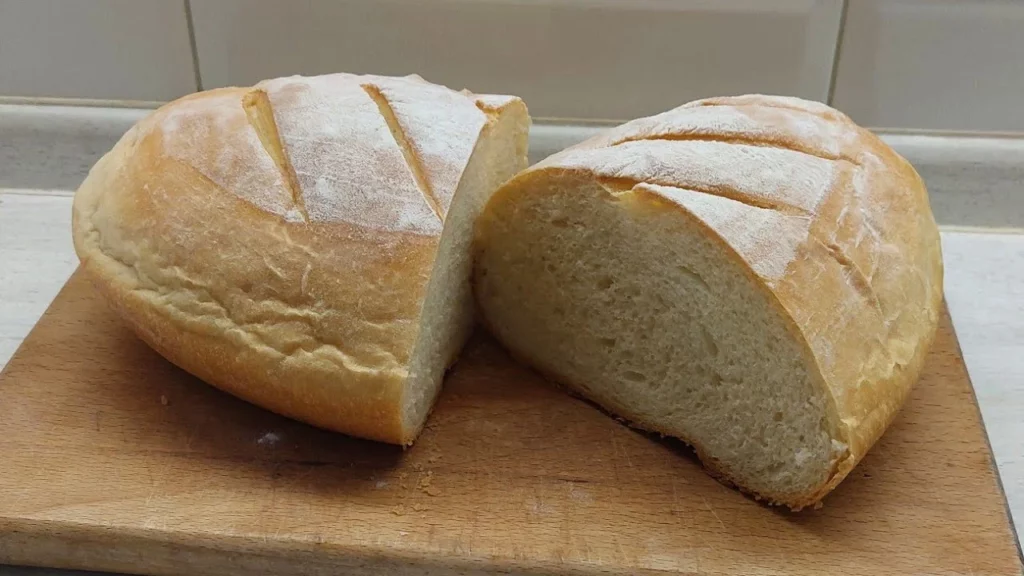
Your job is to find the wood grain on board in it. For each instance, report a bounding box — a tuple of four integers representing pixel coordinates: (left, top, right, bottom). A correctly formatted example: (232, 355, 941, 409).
(0, 270, 1021, 576)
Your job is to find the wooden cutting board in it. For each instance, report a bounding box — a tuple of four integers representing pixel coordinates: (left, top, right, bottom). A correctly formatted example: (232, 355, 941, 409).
(0, 270, 1021, 576)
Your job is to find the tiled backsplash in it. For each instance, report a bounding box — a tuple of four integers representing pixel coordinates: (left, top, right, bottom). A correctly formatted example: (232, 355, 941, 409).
(832, 0, 1024, 132)
(0, 0, 1022, 132)
(189, 0, 842, 121)
(0, 0, 196, 102)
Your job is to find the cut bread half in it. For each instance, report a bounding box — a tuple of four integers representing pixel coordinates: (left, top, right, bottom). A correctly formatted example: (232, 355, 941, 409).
(72, 73, 529, 445)
(473, 95, 943, 508)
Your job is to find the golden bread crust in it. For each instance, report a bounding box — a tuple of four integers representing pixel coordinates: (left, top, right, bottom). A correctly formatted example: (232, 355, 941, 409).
(73, 74, 525, 444)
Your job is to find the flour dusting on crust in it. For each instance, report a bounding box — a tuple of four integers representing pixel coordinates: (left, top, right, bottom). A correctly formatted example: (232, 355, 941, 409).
(555, 139, 839, 216)
(366, 76, 487, 217)
(157, 90, 300, 221)
(259, 74, 440, 234)
(157, 73, 505, 236)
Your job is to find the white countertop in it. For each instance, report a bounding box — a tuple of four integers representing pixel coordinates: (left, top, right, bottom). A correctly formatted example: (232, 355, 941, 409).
(1, 186, 1022, 556)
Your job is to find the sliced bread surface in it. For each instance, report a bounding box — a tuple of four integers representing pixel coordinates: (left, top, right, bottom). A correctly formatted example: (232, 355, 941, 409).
(473, 95, 943, 508)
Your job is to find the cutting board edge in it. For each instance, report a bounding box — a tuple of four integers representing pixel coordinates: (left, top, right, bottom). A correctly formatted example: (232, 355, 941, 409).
(0, 516, 695, 576)
(942, 314, 1024, 567)
(2, 269, 1022, 576)
(0, 269, 82, 381)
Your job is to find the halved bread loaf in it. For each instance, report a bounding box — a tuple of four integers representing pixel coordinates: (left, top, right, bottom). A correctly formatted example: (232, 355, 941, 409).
(473, 95, 943, 508)
(73, 73, 529, 445)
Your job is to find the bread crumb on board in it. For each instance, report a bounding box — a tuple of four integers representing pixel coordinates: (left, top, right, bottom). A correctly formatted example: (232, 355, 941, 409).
(412, 503, 429, 512)
(159, 395, 169, 406)
(415, 471, 441, 496)
(256, 432, 281, 447)
(391, 504, 407, 516)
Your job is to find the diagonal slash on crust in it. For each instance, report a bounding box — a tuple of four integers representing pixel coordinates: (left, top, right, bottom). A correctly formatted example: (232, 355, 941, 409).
(597, 177, 882, 314)
(361, 83, 444, 222)
(610, 133, 857, 166)
(811, 236, 885, 318)
(242, 89, 309, 222)
(596, 176, 811, 217)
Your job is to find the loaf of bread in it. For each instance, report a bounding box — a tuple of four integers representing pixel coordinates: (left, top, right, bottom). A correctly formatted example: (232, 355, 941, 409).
(473, 95, 943, 509)
(72, 73, 530, 445)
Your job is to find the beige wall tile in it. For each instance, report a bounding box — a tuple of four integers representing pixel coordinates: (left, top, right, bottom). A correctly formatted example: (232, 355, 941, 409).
(191, 0, 843, 122)
(833, 0, 1024, 132)
(0, 0, 196, 101)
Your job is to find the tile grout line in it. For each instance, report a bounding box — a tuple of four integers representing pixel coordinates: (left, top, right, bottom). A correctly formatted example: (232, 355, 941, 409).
(184, 0, 204, 93)
(940, 225, 1024, 236)
(826, 0, 850, 106)
(0, 189, 76, 198)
